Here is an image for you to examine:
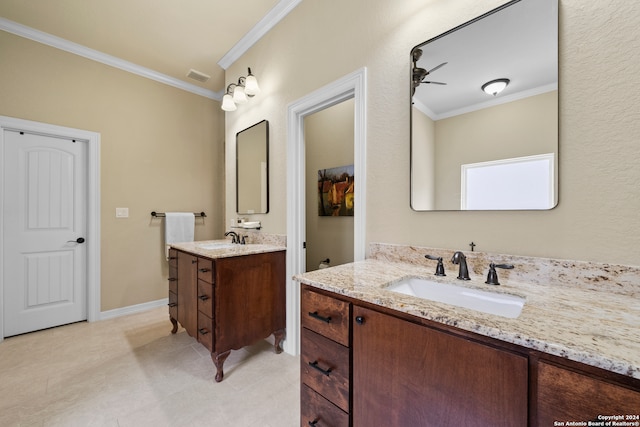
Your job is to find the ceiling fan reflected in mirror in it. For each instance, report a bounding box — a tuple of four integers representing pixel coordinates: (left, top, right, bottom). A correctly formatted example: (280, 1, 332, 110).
(411, 48, 447, 95)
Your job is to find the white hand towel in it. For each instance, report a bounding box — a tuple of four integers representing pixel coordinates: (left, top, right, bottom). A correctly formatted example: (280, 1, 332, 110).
(165, 212, 195, 259)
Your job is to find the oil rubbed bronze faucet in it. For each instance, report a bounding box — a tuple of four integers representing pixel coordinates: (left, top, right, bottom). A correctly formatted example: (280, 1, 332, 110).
(425, 255, 446, 276)
(224, 231, 240, 244)
(451, 251, 470, 280)
(485, 262, 515, 285)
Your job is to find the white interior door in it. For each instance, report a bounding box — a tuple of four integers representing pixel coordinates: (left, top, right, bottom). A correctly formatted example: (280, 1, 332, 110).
(2, 130, 87, 337)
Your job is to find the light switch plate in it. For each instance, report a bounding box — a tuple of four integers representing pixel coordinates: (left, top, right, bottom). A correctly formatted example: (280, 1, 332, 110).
(115, 207, 129, 218)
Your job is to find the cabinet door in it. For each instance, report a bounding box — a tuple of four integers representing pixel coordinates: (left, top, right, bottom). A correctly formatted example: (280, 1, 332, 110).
(215, 251, 286, 352)
(537, 361, 640, 424)
(177, 251, 198, 337)
(352, 306, 528, 427)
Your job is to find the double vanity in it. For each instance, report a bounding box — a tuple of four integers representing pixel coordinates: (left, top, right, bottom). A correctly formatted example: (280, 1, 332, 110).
(295, 243, 640, 426)
(168, 237, 286, 382)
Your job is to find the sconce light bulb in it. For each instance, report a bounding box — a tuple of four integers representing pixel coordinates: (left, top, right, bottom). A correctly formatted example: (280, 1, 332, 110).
(233, 85, 248, 104)
(244, 74, 261, 96)
(221, 94, 237, 111)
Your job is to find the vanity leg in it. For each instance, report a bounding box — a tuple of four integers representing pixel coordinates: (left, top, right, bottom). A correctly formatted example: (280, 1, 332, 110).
(170, 316, 178, 334)
(273, 329, 285, 354)
(212, 351, 231, 382)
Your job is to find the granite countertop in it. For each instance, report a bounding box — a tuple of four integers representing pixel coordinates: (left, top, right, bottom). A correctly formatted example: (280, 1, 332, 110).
(170, 239, 285, 259)
(294, 258, 640, 379)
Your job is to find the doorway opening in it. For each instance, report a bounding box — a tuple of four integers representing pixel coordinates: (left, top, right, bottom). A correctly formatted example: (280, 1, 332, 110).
(305, 98, 355, 272)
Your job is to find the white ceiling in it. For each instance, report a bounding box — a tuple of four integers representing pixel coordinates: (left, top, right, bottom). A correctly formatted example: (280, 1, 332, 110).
(413, 0, 558, 120)
(0, 0, 301, 99)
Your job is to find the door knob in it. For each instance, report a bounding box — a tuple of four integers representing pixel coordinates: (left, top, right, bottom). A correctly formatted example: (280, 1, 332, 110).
(67, 237, 85, 244)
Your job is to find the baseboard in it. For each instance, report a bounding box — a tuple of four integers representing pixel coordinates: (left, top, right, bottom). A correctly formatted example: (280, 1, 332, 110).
(99, 298, 168, 321)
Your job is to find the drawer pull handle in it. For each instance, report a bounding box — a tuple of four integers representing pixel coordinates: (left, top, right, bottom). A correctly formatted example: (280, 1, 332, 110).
(199, 268, 211, 273)
(168, 256, 177, 260)
(167, 302, 177, 307)
(198, 328, 209, 335)
(308, 420, 319, 426)
(355, 316, 365, 325)
(192, 259, 198, 264)
(168, 278, 177, 282)
(308, 311, 331, 323)
(308, 360, 332, 376)
(198, 295, 209, 301)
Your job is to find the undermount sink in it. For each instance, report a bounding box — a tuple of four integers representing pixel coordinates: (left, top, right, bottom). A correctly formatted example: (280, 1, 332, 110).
(385, 277, 525, 319)
(198, 242, 238, 250)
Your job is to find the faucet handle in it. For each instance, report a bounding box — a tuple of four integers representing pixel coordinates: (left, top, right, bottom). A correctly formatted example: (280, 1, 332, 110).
(485, 262, 514, 285)
(425, 255, 446, 276)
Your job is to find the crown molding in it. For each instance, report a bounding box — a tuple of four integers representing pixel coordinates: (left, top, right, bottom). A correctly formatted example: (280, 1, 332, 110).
(0, 17, 220, 101)
(217, 0, 303, 70)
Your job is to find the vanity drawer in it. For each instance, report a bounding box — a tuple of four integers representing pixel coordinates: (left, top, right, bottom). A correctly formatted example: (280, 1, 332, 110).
(168, 291, 178, 319)
(301, 384, 349, 427)
(197, 258, 214, 283)
(168, 275, 178, 294)
(301, 288, 350, 346)
(301, 327, 350, 412)
(197, 280, 214, 318)
(197, 314, 214, 351)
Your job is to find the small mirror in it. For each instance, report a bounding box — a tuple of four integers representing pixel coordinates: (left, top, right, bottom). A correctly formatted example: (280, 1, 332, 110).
(236, 120, 269, 214)
(411, 0, 558, 210)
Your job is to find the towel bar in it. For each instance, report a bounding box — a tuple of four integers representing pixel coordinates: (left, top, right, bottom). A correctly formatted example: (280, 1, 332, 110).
(151, 211, 206, 218)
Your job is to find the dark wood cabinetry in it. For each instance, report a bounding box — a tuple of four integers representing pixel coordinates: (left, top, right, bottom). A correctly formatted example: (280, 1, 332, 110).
(300, 284, 640, 427)
(536, 360, 640, 425)
(352, 305, 528, 427)
(300, 287, 351, 426)
(169, 248, 286, 382)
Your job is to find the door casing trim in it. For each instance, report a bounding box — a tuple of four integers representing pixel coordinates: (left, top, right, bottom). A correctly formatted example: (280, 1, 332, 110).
(285, 67, 367, 355)
(0, 115, 101, 342)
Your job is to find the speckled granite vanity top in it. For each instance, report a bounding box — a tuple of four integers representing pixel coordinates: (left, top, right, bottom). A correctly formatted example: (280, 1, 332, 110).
(294, 243, 640, 379)
(170, 235, 285, 259)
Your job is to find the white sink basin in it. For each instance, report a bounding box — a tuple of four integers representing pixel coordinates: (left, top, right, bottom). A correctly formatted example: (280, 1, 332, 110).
(198, 242, 237, 250)
(385, 277, 525, 319)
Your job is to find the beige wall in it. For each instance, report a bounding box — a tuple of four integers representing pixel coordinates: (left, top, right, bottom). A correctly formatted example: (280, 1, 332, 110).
(225, 0, 640, 266)
(0, 32, 225, 311)
(305, 99, 355, 271)
(411, 105, 436, 210)
(434, 91, 558, 210)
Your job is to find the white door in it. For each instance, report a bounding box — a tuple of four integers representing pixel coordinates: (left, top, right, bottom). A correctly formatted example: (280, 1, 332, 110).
(2, 130, 87, 337)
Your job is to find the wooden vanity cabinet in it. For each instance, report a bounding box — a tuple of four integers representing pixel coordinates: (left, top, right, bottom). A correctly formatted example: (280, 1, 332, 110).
(176, 251, 199, 337)
(300, 288, 351, 426)
(170, 249, 286, 382)
(536, 359, 640, 425)
(352, 305, 528, 427)
(167, 249, 178, 333)
(300, 285, 640, 427)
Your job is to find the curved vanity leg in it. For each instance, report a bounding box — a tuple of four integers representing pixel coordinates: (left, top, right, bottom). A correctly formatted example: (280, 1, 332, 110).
(273, 329, 285, 354)
(170, 316, 178, 334)
(212, 351, 231, 382)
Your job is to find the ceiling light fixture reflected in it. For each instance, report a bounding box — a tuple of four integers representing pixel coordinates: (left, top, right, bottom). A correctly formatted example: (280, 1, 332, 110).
(221, 67, 261, 112)
(482, 78, 510, 96)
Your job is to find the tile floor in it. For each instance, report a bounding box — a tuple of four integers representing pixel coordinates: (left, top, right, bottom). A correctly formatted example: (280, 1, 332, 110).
(0, 307, 300, 427)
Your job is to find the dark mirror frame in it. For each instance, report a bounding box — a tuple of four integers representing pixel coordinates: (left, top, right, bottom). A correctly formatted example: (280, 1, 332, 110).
(410, 0, 558, 211)
(236, 120, 269, 214)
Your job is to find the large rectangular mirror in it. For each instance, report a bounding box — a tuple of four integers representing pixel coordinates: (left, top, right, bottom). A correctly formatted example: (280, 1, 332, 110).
(236, 120, 269, 214)
(411, 0, 558, 210)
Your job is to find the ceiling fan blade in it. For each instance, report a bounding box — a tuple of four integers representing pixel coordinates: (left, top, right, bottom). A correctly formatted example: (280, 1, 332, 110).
(427, 62, 448, 74)
(423, 81, 447, 85)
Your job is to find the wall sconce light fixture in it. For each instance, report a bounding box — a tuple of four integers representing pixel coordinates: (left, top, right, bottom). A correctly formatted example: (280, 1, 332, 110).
(221, 67, 261, 111)
(481, 78, 510, 96)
